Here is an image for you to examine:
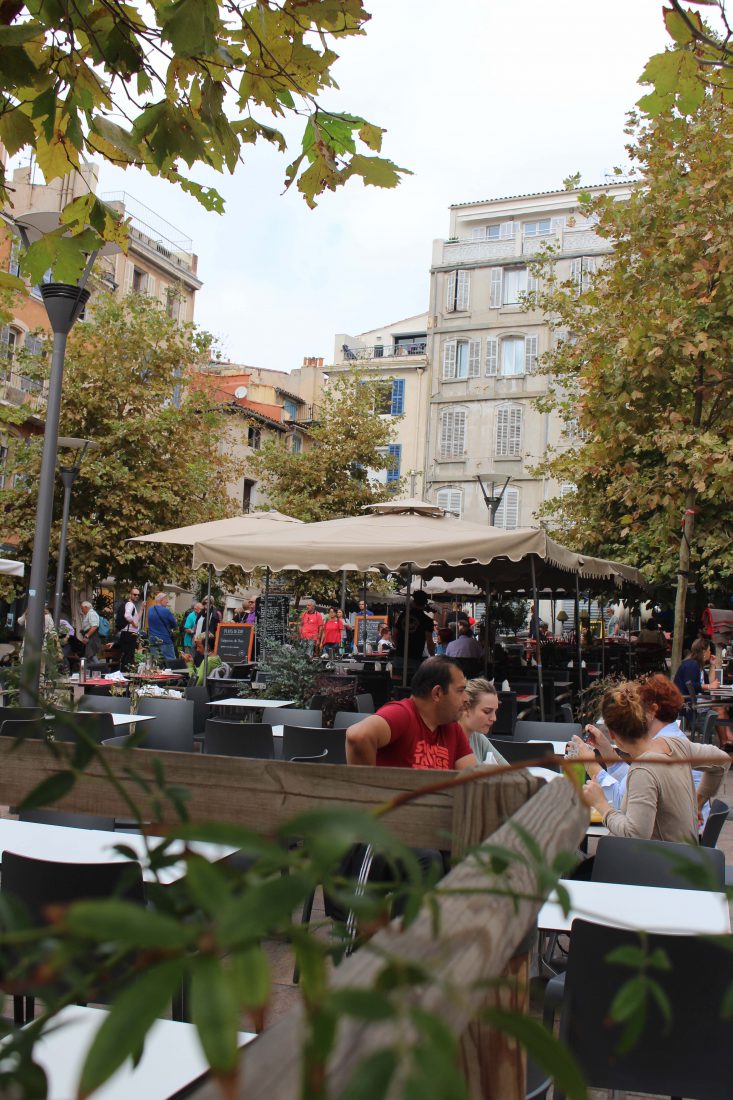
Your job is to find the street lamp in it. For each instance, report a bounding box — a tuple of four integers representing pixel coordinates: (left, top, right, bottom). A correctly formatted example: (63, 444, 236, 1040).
(14, 210, 118, 705)
(52, 437, 100, 626)
(476, 472, 511, 526)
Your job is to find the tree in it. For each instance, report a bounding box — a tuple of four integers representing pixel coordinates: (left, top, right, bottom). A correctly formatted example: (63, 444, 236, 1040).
(3, 291, 243, 591)
(639, 2, 733, 118)
(0, 1, 408, 286)
(247, 367, 400, 603)
(532, 94, 733, 670)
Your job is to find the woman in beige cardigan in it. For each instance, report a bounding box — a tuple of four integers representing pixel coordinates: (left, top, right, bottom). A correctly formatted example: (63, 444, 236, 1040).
(582, 681, 730, 843)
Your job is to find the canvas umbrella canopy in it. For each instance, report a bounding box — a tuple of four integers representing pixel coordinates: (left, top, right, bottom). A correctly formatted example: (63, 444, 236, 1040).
(130, 509, 302, 545)
(0, 559, 24, 577)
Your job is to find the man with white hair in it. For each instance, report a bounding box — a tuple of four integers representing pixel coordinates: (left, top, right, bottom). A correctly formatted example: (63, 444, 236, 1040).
(79, 601, 101, 660)
(299, 598, 322, 656)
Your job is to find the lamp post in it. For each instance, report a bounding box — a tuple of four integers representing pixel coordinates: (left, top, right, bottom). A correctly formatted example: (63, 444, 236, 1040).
(14, 210, 118, 706)
(52, 437, 100, 626)
(476, 472, 511, 526)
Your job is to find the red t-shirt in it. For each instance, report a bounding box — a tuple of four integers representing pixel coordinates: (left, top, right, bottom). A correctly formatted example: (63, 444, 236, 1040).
(300, 611, 322, 640)
(375, 698, 471, 770)
(323, 619, 342, 644)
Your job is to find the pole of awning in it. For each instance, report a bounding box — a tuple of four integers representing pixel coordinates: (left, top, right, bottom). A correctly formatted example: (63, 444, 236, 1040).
(261, 566, 271, 668)
(340, 570, 347, 614)
(402, 565, 412, 688)
(361, 573, 368, 657)
(484, 576, 491, 679)
(600, 594, 606, 678)
(203, 564, 212, 675)
(575, 572, 583, 694)
(531, 555, 545, 721)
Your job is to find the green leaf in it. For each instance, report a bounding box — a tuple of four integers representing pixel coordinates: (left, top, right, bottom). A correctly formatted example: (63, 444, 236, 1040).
(0, 271, 27, 293)
(330, 989, 395, 1021)
(0, 108, 36, 157)
(483, 1008, 587, 1100)
(64, 899, 197, 948)
(345, 153, 411, 189)
(90, 117, 141, 162)
(215, 872, 313, 948)
(160, 0, 220, 58)
(663, 7, 696, 44)
(340, 1049, 397, 1100)
(229, 944, 270, 1009)
(78, 958, 186, 1097)
(17, 770, 75, 812)
(358, 123, 384, 152)
(190, 954, 239, 1075)
(183, 854, 230, 916)
(0, 22, 43, 45)
(609, 974, 646, 1022)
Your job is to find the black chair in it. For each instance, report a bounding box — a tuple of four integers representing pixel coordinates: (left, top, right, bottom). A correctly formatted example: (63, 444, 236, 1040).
(514, 720, 582, 742)
(592, 834, 725, 890)
(333, 711, 367, 729)
(1, 850, 145, 1024)
(554, 920, 733, 1100)
(133, 697, 194, 745)
(281, 725, 346, 764)
(262, 707, 322, 727)
(492, 692, 517, 737)
(355, 693, 374, 713)
(102, 721, 195, 752)
(204, 719, 274, 759)
(558, 702, 574, 723)
(78, 695, 131, 715)
(184, 685, 210, 738)
(0, 719, 48, 741)
(700, 799, 729, 849)
(0, 706, 43, 726)
(19, 808, 116, 831)
(695, 708, 719, 745)
(289, 750, 329, 763)
(51, 711, 114, 745)
(492, 740, 558, 771)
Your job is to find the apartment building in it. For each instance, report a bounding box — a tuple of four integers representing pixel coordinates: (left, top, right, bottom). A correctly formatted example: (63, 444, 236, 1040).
(329, 314, 430, 497)
(425, 183, 631, 526)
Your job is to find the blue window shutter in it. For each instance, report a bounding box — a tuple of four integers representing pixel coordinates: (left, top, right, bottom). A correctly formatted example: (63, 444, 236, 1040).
(386, 443, 402, 482)
(390, 379, 405, 415)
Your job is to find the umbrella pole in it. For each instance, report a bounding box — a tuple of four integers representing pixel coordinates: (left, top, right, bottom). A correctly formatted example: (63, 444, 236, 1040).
(402, 565, 412, 689)
(203, 565, 212, 677)
(484, 576, 491, 679)
(600, 594, 606, 678)
(531, 556, 545, 721)
(340, 570, 347, 614)
(361, 573, 368, 657)
(575, 572, 583, 694)
(261, 567, 270, 668)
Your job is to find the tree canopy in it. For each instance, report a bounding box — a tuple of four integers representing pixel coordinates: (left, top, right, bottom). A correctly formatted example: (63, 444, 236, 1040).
(3, 291, 242, 591)
(639, 2, 733, 117)
(0, 0, 409, 285)
(533, 94, 733, 661)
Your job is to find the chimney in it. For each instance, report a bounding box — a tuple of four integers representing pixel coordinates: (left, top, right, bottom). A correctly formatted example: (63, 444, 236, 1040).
(302, 356, 323, 368)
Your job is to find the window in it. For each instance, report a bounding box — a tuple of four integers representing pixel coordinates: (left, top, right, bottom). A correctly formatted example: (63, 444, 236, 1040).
(290, 433, 302, 454)
(523, 218, 551, 238)
(390, 378, 405, 416)
(442, 339, 481, 380)
(283, 398, 298, 419)
(570, 256, 596, 294)
(439, 407, 468, 459)
(502, 336, 525, 377)
(494, 486, 520, 529)
(486, 335, 538, 377)
(23, 334, 44, 358)
(0, 326, 19, 362)
(446, 269, 470, 312)
(486, 337, 498, 376)
(489, 266, 538, 307)
(0, 444, 7, 490)
(560, 482, 576, 497)
(436, 486, 463, 516)
(242, 478, 255, 512)
(247, 425, 261, 449)
(8, 239, 20, 277)
(471, 222, 516, 240)
(132, 268, 148, 293)
(386, 443, 401, 483)
(495, 404, 523, 457)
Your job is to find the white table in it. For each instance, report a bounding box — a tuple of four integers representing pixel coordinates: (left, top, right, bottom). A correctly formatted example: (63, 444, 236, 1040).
(26, 1005, 255, 1100)
(109, 713, 155, 727)
(0, 819, 235, 886)
(207, 697, 295, 709)
(538, 879, 731, 935)
(529, 739, 571, 756)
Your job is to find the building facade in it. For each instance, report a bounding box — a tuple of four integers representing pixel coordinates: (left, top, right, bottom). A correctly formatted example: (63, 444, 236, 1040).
(425, 183, 631, 526)
(329, 314, 430, 497)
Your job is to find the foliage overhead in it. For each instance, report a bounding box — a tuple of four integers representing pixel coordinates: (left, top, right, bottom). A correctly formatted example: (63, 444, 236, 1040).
(533, 94, 733, 599)
(0, 0, 410, 286)
(3, 292, 243, 589)
(639, 1, 733, 118)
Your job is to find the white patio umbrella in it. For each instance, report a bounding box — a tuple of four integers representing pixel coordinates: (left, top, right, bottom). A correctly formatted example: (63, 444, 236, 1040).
(0, 559, 24, 577)
(130, 509, 302, 545)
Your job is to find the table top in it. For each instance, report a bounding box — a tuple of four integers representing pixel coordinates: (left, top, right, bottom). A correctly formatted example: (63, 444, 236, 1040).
(516, 694, 538, 704)
(0, 819, 234, 886)
(538, 879, 730, 935)
(109, 713, 155, 727)
(27, 1005, 255, 1100)
(529, 739, 570, 756)
(207, 697, 295, 709)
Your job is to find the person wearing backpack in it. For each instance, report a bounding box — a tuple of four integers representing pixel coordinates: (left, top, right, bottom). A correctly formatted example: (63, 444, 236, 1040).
(147, 592, 178, 664)
(117, 587, 140, 671)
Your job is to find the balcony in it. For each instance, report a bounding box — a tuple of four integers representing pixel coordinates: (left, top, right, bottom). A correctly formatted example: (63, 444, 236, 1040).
(341, 342, 427, 361)
(292, 404, 319, 424)
(441, 225, 610, 265)
(0, 370, 47, 415)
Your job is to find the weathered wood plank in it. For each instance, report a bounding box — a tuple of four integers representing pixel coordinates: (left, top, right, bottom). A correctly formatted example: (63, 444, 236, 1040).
(191, 777, 588, 1099)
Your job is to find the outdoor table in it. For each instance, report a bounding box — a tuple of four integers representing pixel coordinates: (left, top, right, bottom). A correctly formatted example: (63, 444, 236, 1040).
(23, 1004, 255, 1100)
(207, 697, 295, 710)
(0, 819, 235, 886)
(108, 713, 155, 727)
(538, 879, 730, 935)
(529, 739, 571, 756)
(127, 671, 186, 684)
(516, 693, 537, 705)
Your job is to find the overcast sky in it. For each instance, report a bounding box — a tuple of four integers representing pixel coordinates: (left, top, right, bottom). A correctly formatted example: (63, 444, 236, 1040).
(96, 0, 671, 371)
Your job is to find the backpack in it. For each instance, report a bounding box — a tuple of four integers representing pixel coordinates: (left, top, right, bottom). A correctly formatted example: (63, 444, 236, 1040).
(98, 615, 111, 639)
(114, 601, 128, 632)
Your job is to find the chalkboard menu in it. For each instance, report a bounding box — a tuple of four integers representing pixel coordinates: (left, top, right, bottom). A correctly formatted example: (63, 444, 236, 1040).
(354, 614, 388, 651)
(214, 622, 254, 663)
(259, 595, 290, 650)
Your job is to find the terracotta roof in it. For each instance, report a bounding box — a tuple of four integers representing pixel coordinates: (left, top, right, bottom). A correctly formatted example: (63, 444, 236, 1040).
(450, 181, 632, 209)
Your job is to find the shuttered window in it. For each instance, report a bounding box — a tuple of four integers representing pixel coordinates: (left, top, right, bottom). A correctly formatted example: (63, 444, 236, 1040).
(502, 337, 525, 376)
(467, 339, 481, 378)
(436, 486, 463, 515)
(386, 443, 402, 483)
(495, 404, 523, 457)
(570, 256, 596, 294)
(390, 378, 405, 415)
(494, 486, 520, 529)
(444, 341, 480, 379)
(439, 407, 468, 459)
(490, 268, 502, 308)
(525, 334, 538, 373)
(486, 337, 498, 376)
(446, 269, 470, 311)
(442, 340, 457, 380)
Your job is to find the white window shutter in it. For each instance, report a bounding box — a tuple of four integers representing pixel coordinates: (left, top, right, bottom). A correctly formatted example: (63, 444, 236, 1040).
(456, 270, 470, 311)
(147, 276, 156, 298)
(467, 339, 481, 377)
(124, 261, 134, 293)
(485, 337, 498, 376)
(551, 216, 566, 232)
(440, 411, 451, 457)
(446, 270, 457, 312)
(509, 406, 523, 455)
(495, 407, 509, 456)
(453, 409, 467, 455)
(570, 258, 582, 293)
(471, 227, 485, 240)
(442, 340, 457, 380)
(490, 268, 502, 309)
(437, 486, 463, 515)
(496, 487, 520, 529)
(525, 335, 538, 373)
(502, 222, 517, 239)
(527, 270, 538, 297)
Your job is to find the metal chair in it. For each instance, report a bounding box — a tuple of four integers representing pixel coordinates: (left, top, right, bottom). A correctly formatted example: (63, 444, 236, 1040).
(281, 725, 346, 764)
(701, 799, 730, 848)
(593, 834, 725, 890)
(0, 706, 43, 726)
(184, 685, 210, 738)
(558, 702, 574, 723)
(102, 721, 195, 753)
(333, 711, 367, 729)
(130, 697, 195, 749)
(0, 719, 48, 741)
(204, 719, 274, 759)
(78, 695, 131, 715)
(491, 740, 558, 771)
(355, 693, 375, 713)
(513, 720, 582, 742)
(262, 707, 322, 727)
(553, 920, 733, 1100)
(695, 708, 719, 745)
(492, 692, 517, 737)
(51, 711, 114, 745)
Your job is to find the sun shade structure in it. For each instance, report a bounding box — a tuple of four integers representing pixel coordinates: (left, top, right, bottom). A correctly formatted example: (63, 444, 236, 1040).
(0, 559, 24, 577)
(130, 509, 302, 546)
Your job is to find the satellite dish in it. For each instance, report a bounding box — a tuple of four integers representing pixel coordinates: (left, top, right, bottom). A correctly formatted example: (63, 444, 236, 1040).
(234, 385, 248, 399)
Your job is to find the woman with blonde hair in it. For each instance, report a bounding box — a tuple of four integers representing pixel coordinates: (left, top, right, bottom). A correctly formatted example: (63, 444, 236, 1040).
(459, 678, 509, 766)
(582, 680, 730, 842)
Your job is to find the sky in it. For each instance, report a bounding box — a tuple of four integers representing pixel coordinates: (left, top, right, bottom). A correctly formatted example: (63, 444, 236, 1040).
(95, 0, 672, 372)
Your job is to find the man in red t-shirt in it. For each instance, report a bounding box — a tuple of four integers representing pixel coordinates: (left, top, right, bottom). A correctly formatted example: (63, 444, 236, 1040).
(299, 598, 323, 656)
(346, 656, 476, 771)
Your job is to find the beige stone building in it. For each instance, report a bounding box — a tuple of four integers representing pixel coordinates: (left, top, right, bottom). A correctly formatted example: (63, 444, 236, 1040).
(425, 183, 631, 526)
(329, 314, 429, 496)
